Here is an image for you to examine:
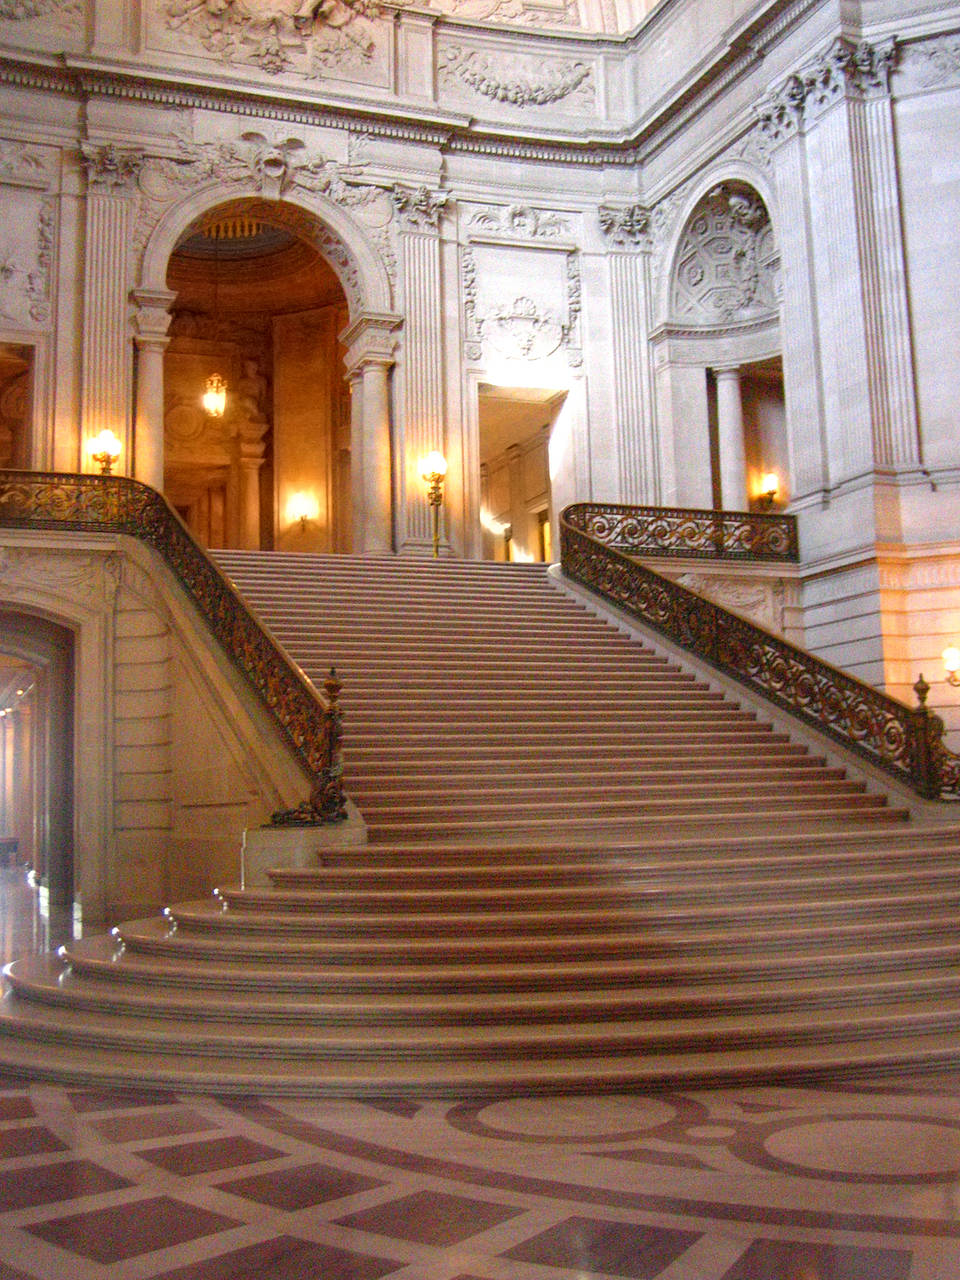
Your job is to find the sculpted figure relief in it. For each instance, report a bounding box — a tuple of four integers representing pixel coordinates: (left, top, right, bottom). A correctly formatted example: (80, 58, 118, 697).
(164, 0, 380, 75)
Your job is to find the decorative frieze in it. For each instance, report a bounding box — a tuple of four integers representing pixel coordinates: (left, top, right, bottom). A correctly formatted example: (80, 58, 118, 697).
(0, 188, 55, 329)
(439, 45, 594, 110)
(161, 0, 382, 78)
(0, 140, 53, 187)
(468, 204, 569, 240)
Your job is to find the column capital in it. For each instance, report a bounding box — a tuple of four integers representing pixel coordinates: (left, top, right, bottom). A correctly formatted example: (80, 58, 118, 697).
(340, 312, 403, 374)
(131, 287, 176, 345)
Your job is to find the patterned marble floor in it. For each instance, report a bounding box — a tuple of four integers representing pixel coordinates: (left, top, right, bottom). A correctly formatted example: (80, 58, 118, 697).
(2, 870, 960, 1278)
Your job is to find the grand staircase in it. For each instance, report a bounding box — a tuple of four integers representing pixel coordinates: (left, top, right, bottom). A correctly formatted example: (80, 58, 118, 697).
(3, 551, 960, 1096)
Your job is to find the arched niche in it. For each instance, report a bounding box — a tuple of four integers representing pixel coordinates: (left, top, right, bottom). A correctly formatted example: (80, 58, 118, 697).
(655, 179, 786, 513)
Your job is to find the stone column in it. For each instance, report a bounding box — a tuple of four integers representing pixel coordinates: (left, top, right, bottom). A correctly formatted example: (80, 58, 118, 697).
(391, 185, 449, 553)
(79, 144, 143, 474)
(238, 455, 263, 550)
(715, 366, 748, 510)
(341, 312, 402, 555)
(131, 288, 176, 491)
(598, 204, 660, 504)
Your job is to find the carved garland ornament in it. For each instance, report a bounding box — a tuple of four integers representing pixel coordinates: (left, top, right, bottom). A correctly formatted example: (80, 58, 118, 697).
(468, 204, 570, 240)
(439, 46, 594, 108)
(902, 34, 960, 88)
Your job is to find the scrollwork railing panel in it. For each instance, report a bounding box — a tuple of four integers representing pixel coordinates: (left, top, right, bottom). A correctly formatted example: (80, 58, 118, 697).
(564, 501, 798, 561)
(0, 471, 345, 821)
(560, 508, 959, 802)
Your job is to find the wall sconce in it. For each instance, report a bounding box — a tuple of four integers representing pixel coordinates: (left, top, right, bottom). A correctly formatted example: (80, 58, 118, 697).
(419, 450, 447, 558)
(89, 429, 122, 475)
(202, 372, 227, 418)
(757, 473, 779, 510)
(287, 491, 318, 532)
(944, 646, 960, 687)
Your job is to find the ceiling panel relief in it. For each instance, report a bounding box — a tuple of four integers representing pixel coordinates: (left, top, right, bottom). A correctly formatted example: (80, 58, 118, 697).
(152, 0, 389, 85)
(438, 43, 597, 118)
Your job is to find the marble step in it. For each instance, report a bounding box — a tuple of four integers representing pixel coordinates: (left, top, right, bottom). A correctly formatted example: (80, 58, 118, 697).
(4, 986, 960, 1067)
(55, 932, 960, 997)
(5, 1021, 960, 1097)
(13, 951, 960, 1028)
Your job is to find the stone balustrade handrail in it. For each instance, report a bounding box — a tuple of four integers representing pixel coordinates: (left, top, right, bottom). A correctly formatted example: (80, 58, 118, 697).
(563, 500, 799, 562)
(0, 470, 346, 822)
(560, 502, 959, 802)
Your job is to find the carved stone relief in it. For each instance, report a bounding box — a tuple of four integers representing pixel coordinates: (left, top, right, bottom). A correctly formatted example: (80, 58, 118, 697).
(438, 45, 595, 111)
(431, 0, 579, 27)
(759, 36, 898, 142)
(468, 204, 571, 240)
(0, 546, 118, 606)
(391, 185, 449, 231)
(0, 140, 54, 187)
(81, 143, 145, 192)
(675, 570, 786, 635)
(160, 0, 383, 79)
(0, 0, 81, 20)
(670, 185, 779, 326)
(900, 35, 960, 88)
(0, 188, 54, 329)
(598, 204, 649, 248)
(462, 241, 582, 368)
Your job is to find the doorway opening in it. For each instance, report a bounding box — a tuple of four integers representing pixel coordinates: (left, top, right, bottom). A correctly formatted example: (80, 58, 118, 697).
(164, 200, 350, 553)
(478, 385, 565, 562)
(0, 343, 32, 470)
(0, 614, 74, 913)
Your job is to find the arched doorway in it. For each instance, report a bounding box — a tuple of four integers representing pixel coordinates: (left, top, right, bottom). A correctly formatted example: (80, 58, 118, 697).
(0, 614, 74, 910)
(163, 199, 351, 552)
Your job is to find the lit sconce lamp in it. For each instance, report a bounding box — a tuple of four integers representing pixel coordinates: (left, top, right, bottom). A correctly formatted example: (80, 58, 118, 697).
(287, 490, 318, 533)
(419, 450, 447, 558)
(757, 473, 779, 511)
(89, 428, 122, 475)
(202, 372, 227, 418)
(944, 646, 960, 687)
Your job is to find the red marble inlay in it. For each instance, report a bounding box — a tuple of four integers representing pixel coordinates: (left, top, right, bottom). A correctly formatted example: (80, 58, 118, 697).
(151, 1235, 403, 1280)
(137, 1135, 286, 1176)
(720, 1238, 913, 1280)
(218, 1160, 384, 1210)
(335, 1188, 523, 1245)
(0, 1159, 130, 1212)
(505, 1215, 700, 1278)
(92, 1106, 220, 1144)
(0, 1095, 34, 1122)
(0, 1125, 67, 1159)
(25, 1195, 240, 1264)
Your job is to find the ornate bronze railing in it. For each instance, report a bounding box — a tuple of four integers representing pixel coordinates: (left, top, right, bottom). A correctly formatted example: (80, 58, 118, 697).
(564, 501, 798, 562)
(560, 504, 960, 802)
(0, 470, 345, 822)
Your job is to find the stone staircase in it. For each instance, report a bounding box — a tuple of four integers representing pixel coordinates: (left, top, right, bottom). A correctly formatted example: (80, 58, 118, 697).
(2, 551, 960, 1096)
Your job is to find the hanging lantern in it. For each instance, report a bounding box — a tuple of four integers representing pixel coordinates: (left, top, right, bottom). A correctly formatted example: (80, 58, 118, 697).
(202, 372, 227, 418)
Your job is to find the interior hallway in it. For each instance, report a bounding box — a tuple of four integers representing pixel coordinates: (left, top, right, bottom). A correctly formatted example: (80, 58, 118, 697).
(1, 868, 959, 1279)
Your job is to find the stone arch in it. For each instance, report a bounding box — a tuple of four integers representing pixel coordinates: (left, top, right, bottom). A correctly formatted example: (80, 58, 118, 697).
(133, 185, 401, 552)
(138, 183, 393, 317)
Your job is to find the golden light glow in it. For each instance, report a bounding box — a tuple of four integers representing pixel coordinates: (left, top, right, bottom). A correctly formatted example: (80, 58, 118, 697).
(944, 646, 960, 687)
(287, 490, 319, 530)
(202, 373, 227, 418)
(89, 429, 122, 475)
(761, 473, 778, 498)
(419, 451, 448, 484)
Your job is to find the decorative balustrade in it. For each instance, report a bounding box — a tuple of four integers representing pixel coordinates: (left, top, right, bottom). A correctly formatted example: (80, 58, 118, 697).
(560, 504, 960, 802)
(563, 501, 799, 562)
(0, 470, 345, 822)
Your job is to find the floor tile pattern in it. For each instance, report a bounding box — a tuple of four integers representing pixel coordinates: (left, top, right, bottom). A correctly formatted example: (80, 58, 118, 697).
(1, 1076, 960, 1277)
